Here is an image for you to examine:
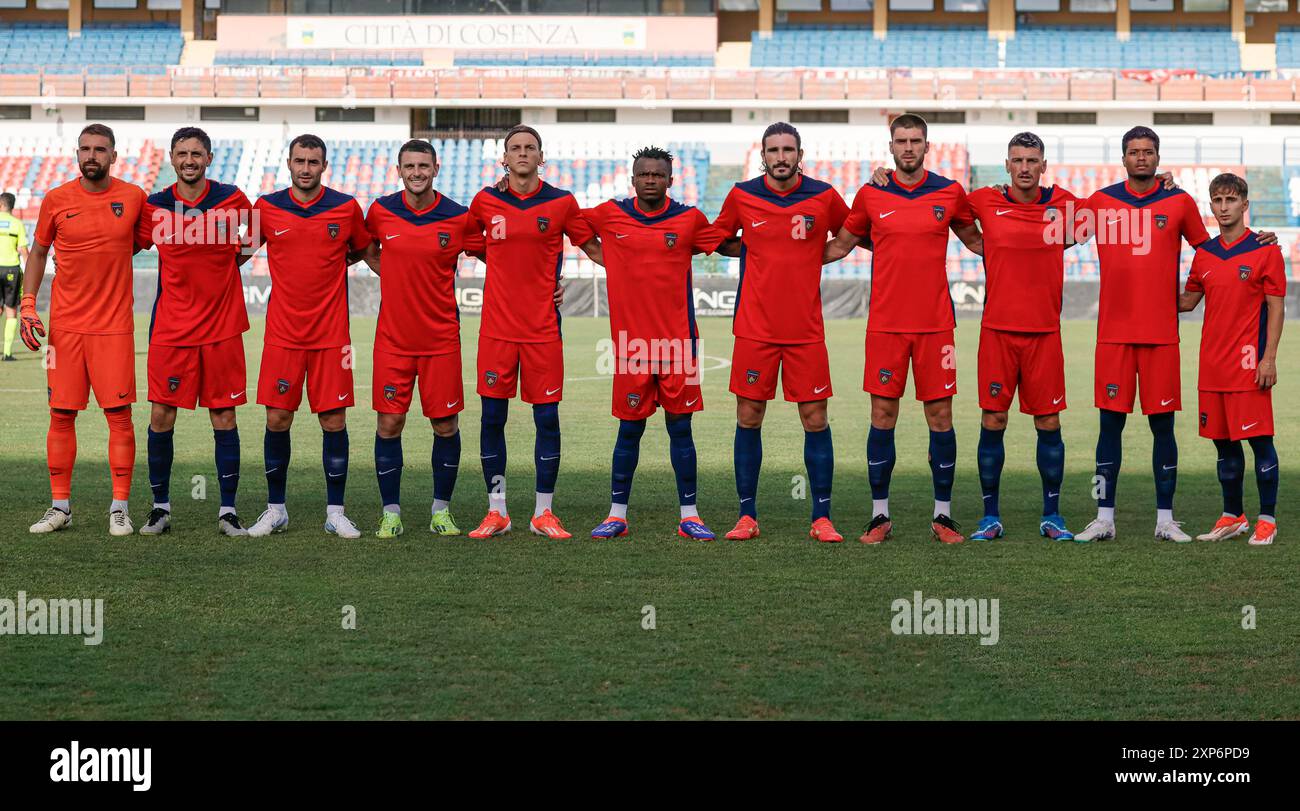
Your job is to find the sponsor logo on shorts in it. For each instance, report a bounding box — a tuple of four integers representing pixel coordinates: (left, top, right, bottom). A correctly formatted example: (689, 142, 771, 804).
(1106, 383, 1119, 399)
(988, 381, 1002, 397)
(664, 232, 678, 249)
(1239, 264, 1252, 281)
(1200, 412, 1208, 427)
(327, 222, 340, 239)
(111, 202, 124, 217)
(626, 392, 641, 409)
(1154, 214, 1167, 230)
(277, 378, 290, 395)
(484, 370, 498, 387)
(439, 231, 451, 248)
(932, 205, 945, 222)
(536, 216, 550, 232)
(878, 368, 893, 385)
(167, 375, 180, 393)
(746, 368, 760, 386)
(383, 384, 397, 401)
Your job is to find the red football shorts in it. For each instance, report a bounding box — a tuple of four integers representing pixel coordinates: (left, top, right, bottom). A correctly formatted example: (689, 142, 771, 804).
(977, 327, 1066, 415)
(373, 347, 465, 420)
(46, 329, 135, 411)
(612, 365, 703, 420)
(256, 343, 355, 413)
(476, 336, 564, 403)
(1095, 342, 1180, 414)
(1198, 389, 1274, 441)
(863, 329, 956, 401)
(147, 334, 247, 410)
(729, 337, 832, 402)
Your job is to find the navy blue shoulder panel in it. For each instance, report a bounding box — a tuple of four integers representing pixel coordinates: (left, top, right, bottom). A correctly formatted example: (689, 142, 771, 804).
(148, 180, 242, 213)
(261, 185, 355, 219)
(613, 197, 693, 225)
(733, 175, 835, 208)
(375, 191, 468, 226)
(1199, 232, 1263, 262)
(877, 171, 957, 201)
(1097, 181, 1185, 209)
(480, 181, 571, 211)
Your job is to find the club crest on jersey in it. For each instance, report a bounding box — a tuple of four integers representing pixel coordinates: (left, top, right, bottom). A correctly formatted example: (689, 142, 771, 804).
(878, 368, 893, 385)
(383, 384, 397, 401)
(746, 369, 760, 386)
(1200, 411, 1208, 427)
(439, 231, 451, 248)
(1239, 265, 1252, 281)
(167, 376, 181, 393)
(484, 370, 498, 387)
(536, 216, 550, 233)
(328, 223, 340, 239)
(1045, 206, 1059, 220)
(932, 205, 945, 222)
(626, 392, 641, 409)
(664, 232, 678, 249)
(277, 378, 290, 395)
(989, 381, 1003, 397)
(1154, 214, 1168, 230)
(111, 202, 124, 217)
(1106, 383, 1119, 399)
(801, 215, 815, 230)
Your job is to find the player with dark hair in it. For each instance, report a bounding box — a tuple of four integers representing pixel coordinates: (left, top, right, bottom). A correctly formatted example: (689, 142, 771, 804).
(245, 134, 371, 539)
(585, 145, 725, 540)
(361, 138, 484, 538)
(465, 124, 602, 539)
(1179, 173, 1284, 546)
(0, 191, 29, 361)
(825, 113, 982, 545)
(133, 126, 253, 536)
(23, 123, 147, 536)
(713, 121, 849, 543)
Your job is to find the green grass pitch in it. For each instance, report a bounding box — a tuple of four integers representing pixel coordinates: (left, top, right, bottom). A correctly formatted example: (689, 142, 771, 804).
(0, 315, 1296, 720)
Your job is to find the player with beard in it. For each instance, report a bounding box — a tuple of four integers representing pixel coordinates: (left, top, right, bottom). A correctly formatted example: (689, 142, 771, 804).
(134, 126, 254, 537)
(22, 124, 147, 536)
(713, 122, 848, 543)
(824, 114, 982, 545)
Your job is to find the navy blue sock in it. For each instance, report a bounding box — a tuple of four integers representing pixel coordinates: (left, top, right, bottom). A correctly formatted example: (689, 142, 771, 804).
(480, 396, 508, 496)
(213, 427, 240, 510)
(323, 427, 349, 507)
(666, 413, 697, 508)
(432, 430, 460, 504)
(1248, 435, 1279, 516)
(804, 427, 833, 521)
(533, 402, 561, 494)
(867, 425, 896, 500)
(264, 427, 291, 505)
(1036, 427, 1065, 517)
(734, 424, 762, 518)
(1213, 438, 1245, 516)
(1149, 413, 1177, 511)
(976, 426, 1005, 518)
(611, 419, 645, 506)
(375, 433, 403, 510)
(929, 428, 957, 502)
(1095, 409, 1126, 508)
(147, 427, 174, 505)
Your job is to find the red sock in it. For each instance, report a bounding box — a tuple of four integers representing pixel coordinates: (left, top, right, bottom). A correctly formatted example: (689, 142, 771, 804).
(47, 409, 78, 500)
(105, 405, 135, 501)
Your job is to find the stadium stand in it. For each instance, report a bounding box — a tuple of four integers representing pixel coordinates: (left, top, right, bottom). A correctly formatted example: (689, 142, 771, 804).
(0, 22, 182, 73)
(215, 50, 424, 67)
(750, 25, 998, 69)
(1006, 26, 1240, 72)
(454, 51, 713, 67)
(0, 136, 165, 221)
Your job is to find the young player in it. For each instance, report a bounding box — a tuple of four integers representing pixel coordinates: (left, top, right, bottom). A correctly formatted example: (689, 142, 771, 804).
(1074, 127, 1210, 543)
(711, 122, 848, 543)
(464, 125, 601, 540)
(1178, 173, 1284, 546)
(245, 134, 371, 539)
(1, 192, 29, 361)
(22, 124, 147, 536)
(362, 139, 484, 539)
(824, 114, 983, 545)
(134, 127, 253, 537)
(584, 146, 725, 541)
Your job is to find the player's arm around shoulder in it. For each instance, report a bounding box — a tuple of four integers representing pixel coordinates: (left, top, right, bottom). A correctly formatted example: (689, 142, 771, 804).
(824, 184, 871, 263)
(949, 183, 983, 256)
(1178, 249, 1206, 313)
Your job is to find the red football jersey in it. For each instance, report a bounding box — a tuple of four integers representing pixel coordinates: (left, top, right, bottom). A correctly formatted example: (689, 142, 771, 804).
(366, 190, 484, 356)
(1083, 181, 1210, 345)
(1185, 230, 1286, 392)
(136, 180, 252, 347)
(253, 186, 368, 350)
(586, 197, 724, 350)
(967, 185, 1080, 333)
(468, 182, 595, 344)
(33, 177, 146, 335)
(843, 171, 974, 333)
(713, 174, 848, 344)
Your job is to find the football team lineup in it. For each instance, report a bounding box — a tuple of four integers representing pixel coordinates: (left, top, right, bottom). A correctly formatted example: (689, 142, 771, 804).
(6, 114, 1284, 549)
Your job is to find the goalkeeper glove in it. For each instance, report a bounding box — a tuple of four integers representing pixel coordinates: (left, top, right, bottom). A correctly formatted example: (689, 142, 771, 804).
(19, 294, 45, 352)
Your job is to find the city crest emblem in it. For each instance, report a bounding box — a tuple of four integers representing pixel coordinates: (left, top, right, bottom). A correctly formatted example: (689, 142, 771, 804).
(384, 384, 397, 401)
(111, 202, 124, 217)
(989, 381, 1002, 397)
(484, 370, 498, 387)
(664, 232, 678, 249)
(802, 214, 815, 230)
(1106, 383, 1119, 399)
(627, 392, 641, 409)
(328, 222, 340, 239)
(1154, 214, 1168, 230)
(277, 378, 290, 395)
(932, 205, 945, 222)
(167, 376, 181, 393)
(1239, 265, 1252, 281)
(879, 368, 893, 385)
(746, 369, 760, 386)
(536, 217, 550, 232)
(439, 231, 451, 248)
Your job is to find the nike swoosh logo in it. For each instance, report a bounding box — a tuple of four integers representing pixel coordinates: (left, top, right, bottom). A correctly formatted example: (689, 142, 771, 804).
(813, 385, 828, 394)
(378, 468, 397, 475)
(1097, 462, 1113, 467)
(684, 492, 695, 498)
(540, 455, 559, 461)
(878, 211, 895, 219)
(740, 497, 753, 503)
(1107, 218, 1122, 225)
(751, 220, 765, 227)
(1053, 396, 1064, 404)
(944, 382, 955, 390)
(1048, 492, 1058, 498)
(66, 211, 79, 219)
(1163, 465, 1177, 471)
(385, 234, 401, 240)
(545, 387, 561, 396)
(615, 234, 629, 239)
(480, 454, 497, 459)
(338, 394, 348, 401)
(1261, 464, 1277, 473)
(868, 460, 888, 466)
(1241, 422, 1258, 431)
(939, 462, 955, 469)
(1202, 271, 1212, 279)
(982, 494, 992, 499)
(995, 209, 1014, 216)
(274, 228, 291, 236)
(612, 491, 625, 496)
(221, 474, 237, 479)
(229, 391, 245, 400)
(265, 467, 279, 474)
(818, 498, 829, 503)
(685, 398, 698, 407)
(446, 400, 459, 408)
(117, 392, 130, 399)
(1161, 398, 1174, 406)
(328, 472, 345, 477)
(442, 463, 458, 468)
